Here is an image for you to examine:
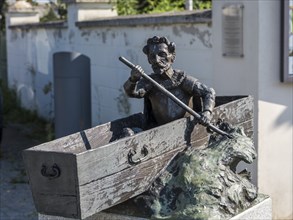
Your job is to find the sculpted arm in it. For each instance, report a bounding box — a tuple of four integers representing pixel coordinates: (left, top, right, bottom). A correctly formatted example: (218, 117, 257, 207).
(123, 79, 147, 98)
(182, 75, 216, 123)
(123, 65, 149, 98)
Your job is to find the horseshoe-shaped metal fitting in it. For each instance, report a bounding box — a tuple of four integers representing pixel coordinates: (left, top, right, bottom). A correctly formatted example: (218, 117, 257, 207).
(41, 163, 61, 180)
(128, 145, 149, 165)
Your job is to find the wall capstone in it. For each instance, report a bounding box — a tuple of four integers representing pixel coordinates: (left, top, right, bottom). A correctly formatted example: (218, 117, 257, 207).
(64, 0, 117, 26)
(6, 0, 39, 26)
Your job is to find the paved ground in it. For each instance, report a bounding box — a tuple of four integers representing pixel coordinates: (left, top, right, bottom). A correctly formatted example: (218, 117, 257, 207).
(0, 123, 41, 220)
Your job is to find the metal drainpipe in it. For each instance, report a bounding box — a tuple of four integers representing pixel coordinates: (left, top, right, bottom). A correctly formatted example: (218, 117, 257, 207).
(185, 0, 193, 11)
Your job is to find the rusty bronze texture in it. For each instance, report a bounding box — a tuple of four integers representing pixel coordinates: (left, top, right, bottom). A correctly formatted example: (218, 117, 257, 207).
(119, 56, 232, 138)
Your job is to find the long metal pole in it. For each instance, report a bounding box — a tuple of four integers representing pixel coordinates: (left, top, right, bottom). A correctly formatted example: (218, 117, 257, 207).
(119, 56, 232, 139)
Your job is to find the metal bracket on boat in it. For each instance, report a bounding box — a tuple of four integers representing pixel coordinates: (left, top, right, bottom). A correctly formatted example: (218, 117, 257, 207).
(41, 163, 61, 180)
(128, 145, 149, 165)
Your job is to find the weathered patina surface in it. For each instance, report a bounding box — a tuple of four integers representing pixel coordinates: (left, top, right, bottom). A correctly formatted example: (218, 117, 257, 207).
(22, 96, 253, 219)
(22, 113, 187, 219)
(134, 124, 258, 220)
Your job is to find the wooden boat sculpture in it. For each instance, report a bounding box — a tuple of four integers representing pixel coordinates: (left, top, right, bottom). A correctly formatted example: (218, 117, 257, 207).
(23, 96, 253, 219)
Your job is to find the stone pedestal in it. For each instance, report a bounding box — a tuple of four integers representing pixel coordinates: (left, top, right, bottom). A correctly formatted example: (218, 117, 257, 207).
(38, 196, 272, 220)
(231, 197, 272, 220)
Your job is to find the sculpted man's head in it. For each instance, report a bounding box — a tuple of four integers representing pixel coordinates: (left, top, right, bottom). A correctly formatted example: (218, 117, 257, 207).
(143, 36, 176, 76)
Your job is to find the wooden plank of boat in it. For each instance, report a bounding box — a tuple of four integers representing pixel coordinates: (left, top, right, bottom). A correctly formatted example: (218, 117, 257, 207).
(22, 96, 253, 219)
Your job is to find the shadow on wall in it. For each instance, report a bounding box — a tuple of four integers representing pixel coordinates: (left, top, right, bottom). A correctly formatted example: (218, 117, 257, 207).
(260, 84, 292, 128)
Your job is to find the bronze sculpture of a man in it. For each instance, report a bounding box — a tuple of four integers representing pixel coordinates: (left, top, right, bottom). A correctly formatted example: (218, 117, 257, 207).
(124, 36, 216, 128)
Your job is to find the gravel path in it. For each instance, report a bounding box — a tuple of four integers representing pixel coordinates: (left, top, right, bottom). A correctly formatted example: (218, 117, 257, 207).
(0, 124, 41, 220)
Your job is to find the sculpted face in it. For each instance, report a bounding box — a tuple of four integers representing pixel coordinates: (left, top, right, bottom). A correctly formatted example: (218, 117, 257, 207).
(147, 43, 174, 75)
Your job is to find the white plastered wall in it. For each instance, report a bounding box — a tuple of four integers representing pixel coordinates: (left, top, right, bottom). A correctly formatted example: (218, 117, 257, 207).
(258, 1, 293, 219)
(6, 20, 212, 124)
(212, 0, 293, 219)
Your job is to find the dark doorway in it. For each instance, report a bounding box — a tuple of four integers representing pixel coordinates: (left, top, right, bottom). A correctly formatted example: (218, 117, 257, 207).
(53, 52, 91, 138)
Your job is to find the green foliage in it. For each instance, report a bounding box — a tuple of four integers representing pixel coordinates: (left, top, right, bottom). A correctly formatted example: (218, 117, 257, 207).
(0, 81, 54, 142)
(136, 0, 185, 14)
(116, 0, 211, 16)
(117, 0, 139, 15)
(193, 0, 212, 10)
(55, 0, 67, 20)
(57, 4, 67, 20)
(40, 1, 67, 22)
(40, 8, 59, 23)
(0, 0, 7, 32)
